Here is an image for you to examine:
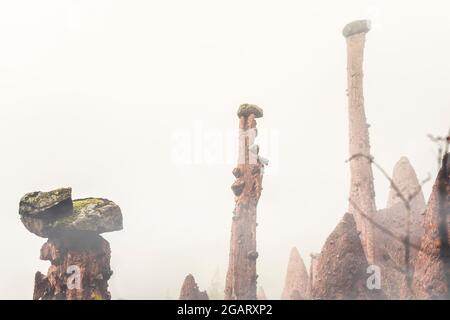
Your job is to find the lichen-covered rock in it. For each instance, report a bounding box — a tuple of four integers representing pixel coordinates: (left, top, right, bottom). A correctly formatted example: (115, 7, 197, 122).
(312, 213, 383, 300)
(179, 274, 209, 300)
(20, 215, 54, 238)
(20, 188, 123, 300)
(237, 104, 263, 118)
(281, 247, 309, 300)
(19, 188, 73, 217)
(55, 198, 123, 234)
(20, 195, 123, 237)
(342, 20, 371, 38)
(413, 154, 450, 299)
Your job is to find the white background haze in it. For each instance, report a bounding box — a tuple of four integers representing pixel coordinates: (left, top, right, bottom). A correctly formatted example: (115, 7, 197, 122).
(0, 0, 449, 299)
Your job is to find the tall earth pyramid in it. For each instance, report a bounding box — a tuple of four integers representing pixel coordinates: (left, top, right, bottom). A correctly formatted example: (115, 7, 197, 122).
(179, 274, 209, 300)
(281, 247, 309, 299)
(374, 157, 426, 298)
(312, 213, 382, 299)
(225, 104, 267, 300)
(343, 19, 377, 264)
(413, 154, 450, 299)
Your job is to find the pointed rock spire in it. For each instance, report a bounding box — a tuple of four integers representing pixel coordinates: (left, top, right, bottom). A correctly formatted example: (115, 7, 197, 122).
(312, 213, 383, 299)
(387, 157, 426, 211)
(373, 157, 426, 299)
(257, 287, 267, 300)
(413, 154, 450, 299)
(179, 274, 209, 300)
(281, 247, 309, 300)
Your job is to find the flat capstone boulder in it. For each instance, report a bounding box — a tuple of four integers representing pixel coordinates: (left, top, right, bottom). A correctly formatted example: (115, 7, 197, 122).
(19, 188, 123, 238)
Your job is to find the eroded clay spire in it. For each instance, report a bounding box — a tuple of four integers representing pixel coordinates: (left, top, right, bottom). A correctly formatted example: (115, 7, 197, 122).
(179, 274, 209, 300)
(344, 20, 377, 264)
(281, 247, 309, 300)
(371, 157, 426, 298)
(413, 154, 450, 299)
(312, 213, 382, 299)
(387, 157, 426, 210)
(225, 104, 266, 300)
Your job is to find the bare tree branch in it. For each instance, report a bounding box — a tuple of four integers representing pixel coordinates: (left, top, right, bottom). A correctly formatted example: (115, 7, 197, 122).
(428, 128, 450, 171)
(348, 198, 421, 252)
(347, 154, 431, 290)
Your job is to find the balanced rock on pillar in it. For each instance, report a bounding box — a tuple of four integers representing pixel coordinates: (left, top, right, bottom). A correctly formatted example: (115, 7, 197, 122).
(20, 188, 122, 238)
(225, 103, 267, 300)
(237, 104, 263, 118)
(19, 187, 123, 300)
(343, 19, 377, 264)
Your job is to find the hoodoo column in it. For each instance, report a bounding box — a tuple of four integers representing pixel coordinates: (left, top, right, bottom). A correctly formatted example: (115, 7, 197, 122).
(19, 188, 123, 300)
(343, 20, 377, 264)
(225, 104, 266, 300)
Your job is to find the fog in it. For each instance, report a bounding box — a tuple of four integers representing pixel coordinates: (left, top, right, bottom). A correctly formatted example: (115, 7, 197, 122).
(0, 0, 449, 299)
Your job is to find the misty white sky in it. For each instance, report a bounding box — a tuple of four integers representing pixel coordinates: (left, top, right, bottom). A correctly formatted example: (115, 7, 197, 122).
(0, 0, 449, 299)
